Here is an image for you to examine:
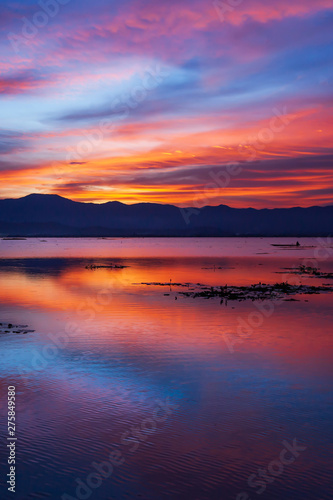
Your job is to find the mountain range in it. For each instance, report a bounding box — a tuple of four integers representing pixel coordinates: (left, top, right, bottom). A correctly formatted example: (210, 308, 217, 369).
(0, 194, 332, 237)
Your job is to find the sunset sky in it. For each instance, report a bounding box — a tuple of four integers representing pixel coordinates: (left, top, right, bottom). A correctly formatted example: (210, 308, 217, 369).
(0, 0, 332, 207)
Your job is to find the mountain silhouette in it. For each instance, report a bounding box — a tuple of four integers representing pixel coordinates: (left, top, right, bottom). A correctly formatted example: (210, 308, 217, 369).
(0, 194, 332, 236)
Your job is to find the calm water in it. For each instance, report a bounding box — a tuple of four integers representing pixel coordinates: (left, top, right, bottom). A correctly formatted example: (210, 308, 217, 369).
(0, 238, 332, 500)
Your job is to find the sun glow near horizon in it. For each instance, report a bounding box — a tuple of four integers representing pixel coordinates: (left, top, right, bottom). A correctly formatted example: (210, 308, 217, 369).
(0, 0, 332, 207)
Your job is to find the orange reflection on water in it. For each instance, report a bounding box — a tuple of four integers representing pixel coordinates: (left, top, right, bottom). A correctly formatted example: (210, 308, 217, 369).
(0, 256, 332, 373)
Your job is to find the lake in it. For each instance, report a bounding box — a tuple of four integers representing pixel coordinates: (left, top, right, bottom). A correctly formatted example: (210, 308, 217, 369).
(0, 238, 332, 500)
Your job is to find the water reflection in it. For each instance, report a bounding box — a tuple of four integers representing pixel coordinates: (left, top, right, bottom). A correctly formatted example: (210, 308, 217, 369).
(0, 240, 332, 500)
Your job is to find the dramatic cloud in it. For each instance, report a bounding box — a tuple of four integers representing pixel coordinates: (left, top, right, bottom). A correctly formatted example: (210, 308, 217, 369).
(0, 0, 332, 207)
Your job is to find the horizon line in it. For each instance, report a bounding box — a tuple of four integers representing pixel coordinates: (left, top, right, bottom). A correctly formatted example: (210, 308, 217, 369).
(0, 193, 332, 211)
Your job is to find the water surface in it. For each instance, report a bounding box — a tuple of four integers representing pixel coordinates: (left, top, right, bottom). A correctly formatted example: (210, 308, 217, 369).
(0, 238, 332, 500)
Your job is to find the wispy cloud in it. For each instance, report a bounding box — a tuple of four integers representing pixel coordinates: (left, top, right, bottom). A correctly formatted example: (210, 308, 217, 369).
(0, 0, 332, 206)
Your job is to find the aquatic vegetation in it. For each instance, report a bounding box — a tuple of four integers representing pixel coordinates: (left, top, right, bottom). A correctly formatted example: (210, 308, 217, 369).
(136, 281, 333, 302)
(279, 265, 333, 279)
(0, 322, 35, 335)
(85, 264, 128, 269)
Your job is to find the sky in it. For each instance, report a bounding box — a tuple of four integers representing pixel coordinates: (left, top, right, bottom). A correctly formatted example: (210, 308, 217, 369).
(0, 0, 332, 208)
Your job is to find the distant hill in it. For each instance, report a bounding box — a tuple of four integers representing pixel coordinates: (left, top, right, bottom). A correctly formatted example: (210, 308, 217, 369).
(0, 194, 332, 236)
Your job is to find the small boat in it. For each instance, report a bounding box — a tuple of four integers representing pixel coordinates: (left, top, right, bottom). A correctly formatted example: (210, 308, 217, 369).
(271, 242, 315, 249)
(271, 243, 300, 247)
